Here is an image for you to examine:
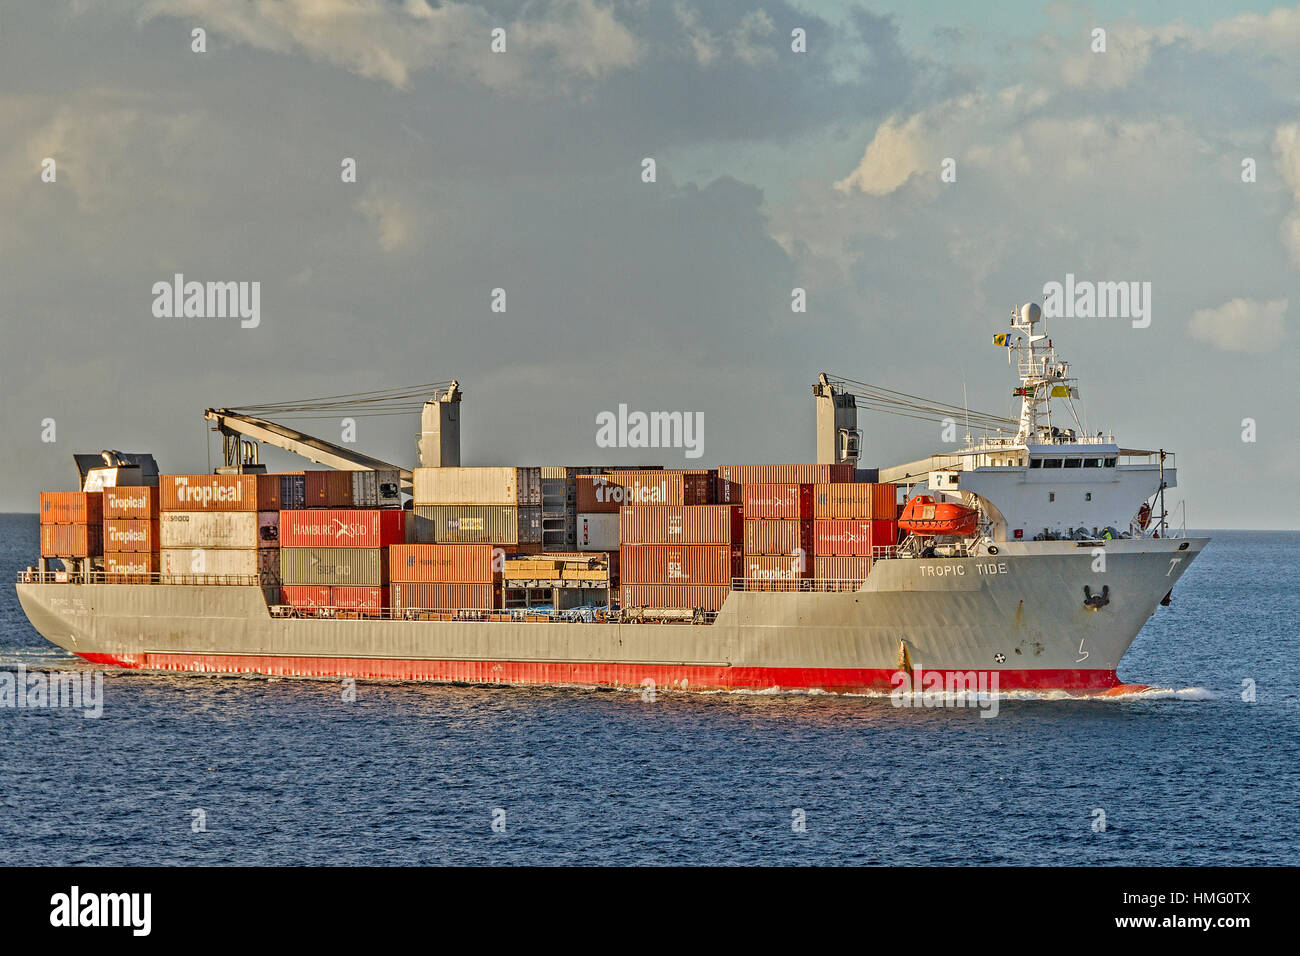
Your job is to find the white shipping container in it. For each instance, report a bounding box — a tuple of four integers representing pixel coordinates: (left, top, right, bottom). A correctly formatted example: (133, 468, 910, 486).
(159, 547, 280, 582)
(577, 513, 620, 551)
(160, 511, 262, 549)
(351, 469, 403, 508)
(413, 467, 541, 506)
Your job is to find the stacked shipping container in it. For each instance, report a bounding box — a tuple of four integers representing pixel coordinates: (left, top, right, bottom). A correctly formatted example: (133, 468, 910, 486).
(158, 474, 283, 582)
(280, 509, 405, 611)
(618, 504, 741, 612)
(103, 486, 160, 578)
(741, 483, 812, 589)
(810, 483, 900, 585)
(715, 464, 854, 504)
(39, 492, 104, 560)
(387, 543, 501, 612)
(410, 467, 542, 546)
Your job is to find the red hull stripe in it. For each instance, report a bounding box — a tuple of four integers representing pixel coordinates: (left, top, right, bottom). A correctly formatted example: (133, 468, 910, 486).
(76, 652, 1123, 694)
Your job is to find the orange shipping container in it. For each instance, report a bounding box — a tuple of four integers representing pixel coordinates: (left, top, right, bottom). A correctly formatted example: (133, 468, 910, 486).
(160, 474, 279, 512)
(743, 519, 812, 556)
(39, 492, 103, 525)
(619, 544, 738, 585)
(40, 523, 103, 557)
(104, 486, 160, 520)
(390, 582, 501, 611)
(103, 551, 160, 581)
(813, 520, 894, 556)
(741, 483, 812, 520)
(578, 472, 683, 513)
(102, 519, 161, 553)
(716, 464, 854, 504)
(389, 544, 500, 584)
(813, 556, 873, 586)
(619, 584, 730, 612)
(741, 554, 811, 588)
(618, 505, 741, 545)
(813, 482, 898, 520)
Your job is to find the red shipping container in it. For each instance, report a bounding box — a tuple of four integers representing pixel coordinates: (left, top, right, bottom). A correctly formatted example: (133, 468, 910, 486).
(716, 464, 854, 504)
(742, 483, 812, 519)
(743, 519, 813, 556)
(871, 520, 899, 550)
(813, 556, 872, 585)
(104, 486, 160, 520)
(39, 492, 103, 525)
(281, 585, 332, 608)
(102, 519, 161, 553)
(619, 544, 737, 585)
(40, 523, 103, 557)
(619, 584, 730, 612)
(390, 582, 501, 611)
(814, 519, 873, 557)
(329, 586, 388, 612)
(279, 509, 406, 548)
(304, 470, 354, 508)
(813, 483, 898, 520)
(389, 544, 499, 584)
(618, 505, 741, 545)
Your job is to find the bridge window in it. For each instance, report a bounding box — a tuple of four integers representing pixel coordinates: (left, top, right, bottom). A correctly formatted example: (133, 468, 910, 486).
(1043, 458, 1062, 469)
(1083, 458, 1101, 468)
(1064, 458, 1082, 468)
(1029, 458, 1042, 469)
(1104, 457, 1117, 467)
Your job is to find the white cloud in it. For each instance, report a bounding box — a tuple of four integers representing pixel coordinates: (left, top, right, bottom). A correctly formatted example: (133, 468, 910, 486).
(135, 0, 640, 91)
(834, 113, 928, 195)
(1188, 297, 1287, 353)
(355, 185, 416, 252)
(1275, 123, 1300, 266)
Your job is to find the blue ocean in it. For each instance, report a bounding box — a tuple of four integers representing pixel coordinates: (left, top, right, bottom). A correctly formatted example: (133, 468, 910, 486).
(1, 513, 1295, 866)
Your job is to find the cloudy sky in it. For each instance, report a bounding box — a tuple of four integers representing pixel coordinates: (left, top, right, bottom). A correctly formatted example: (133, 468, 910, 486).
(1, 0, 1296, 527)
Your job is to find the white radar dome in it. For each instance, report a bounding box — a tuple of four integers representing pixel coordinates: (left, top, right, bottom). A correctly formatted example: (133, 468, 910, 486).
(1019, 302, 1041, 324)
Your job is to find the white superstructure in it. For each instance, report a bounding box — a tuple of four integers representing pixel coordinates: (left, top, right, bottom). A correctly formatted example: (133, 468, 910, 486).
(879, 302, 1175, 542)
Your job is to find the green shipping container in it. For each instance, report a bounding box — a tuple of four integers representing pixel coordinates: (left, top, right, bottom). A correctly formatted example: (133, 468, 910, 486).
(279, 547, 388, 586)
(409, 506, 542, 545)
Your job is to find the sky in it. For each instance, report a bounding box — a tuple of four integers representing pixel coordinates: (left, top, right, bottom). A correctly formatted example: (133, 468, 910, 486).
(0, 0, 1297, 528)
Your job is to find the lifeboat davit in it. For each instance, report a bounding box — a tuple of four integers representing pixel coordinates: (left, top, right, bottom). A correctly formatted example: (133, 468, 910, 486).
(898, 495, 980, 537)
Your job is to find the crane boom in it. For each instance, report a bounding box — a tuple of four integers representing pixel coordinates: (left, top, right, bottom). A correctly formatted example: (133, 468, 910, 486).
(204, 409, 413, 483)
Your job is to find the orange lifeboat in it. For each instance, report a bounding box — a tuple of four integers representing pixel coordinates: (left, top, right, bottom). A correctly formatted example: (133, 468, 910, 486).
(898, 495, 980, 537)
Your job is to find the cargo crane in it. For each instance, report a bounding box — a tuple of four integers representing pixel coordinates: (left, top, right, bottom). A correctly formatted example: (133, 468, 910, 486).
(203, 380, 463, 490)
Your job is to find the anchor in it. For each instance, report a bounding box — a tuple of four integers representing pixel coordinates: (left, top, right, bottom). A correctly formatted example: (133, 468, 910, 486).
(1083, 584, 1110, 609)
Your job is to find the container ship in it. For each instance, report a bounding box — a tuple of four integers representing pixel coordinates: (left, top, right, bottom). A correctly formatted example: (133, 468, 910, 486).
(16, 303, 1206, 696)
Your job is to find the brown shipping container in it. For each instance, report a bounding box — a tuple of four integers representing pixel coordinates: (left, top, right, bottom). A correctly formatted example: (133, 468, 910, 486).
(814, 556, 873, 583)
(304, 470, 354, 508)
(39, 492, 103, 526)
(409, 506, 541, 545)
(104, 486, 159, 520)
(619, 584, 730, 612)
(40, 524, 103, 558)
(103, 551, 160, 581)
(618, 505, 741, 545)
(742, 554, 811, 589)
(716, 464, 855, 504)
(743, 519, 813, 556)
(279, 547, 388, 587)
(577, 472, 684, 513)
(741, 483, 812, 520)
(160, 475, 267, 512)
(102, 519, 160, 553)
(389, 544, 499, 584)
(619, 544, 737, 585)
(813, 482, 898, 520)
(391, 582, 501, 611)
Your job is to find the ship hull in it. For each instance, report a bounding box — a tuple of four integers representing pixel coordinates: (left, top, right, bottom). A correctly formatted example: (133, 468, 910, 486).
(15, 538, 1206, 696)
